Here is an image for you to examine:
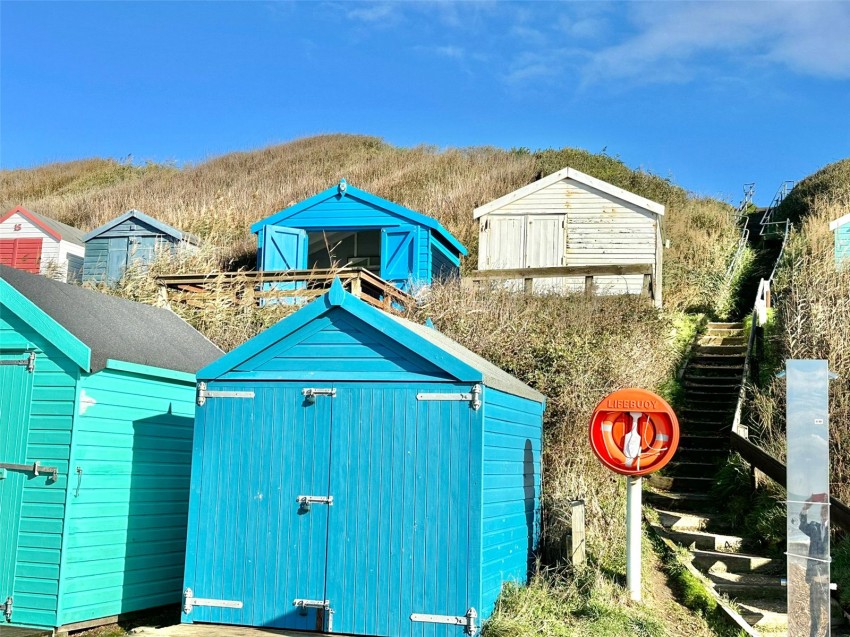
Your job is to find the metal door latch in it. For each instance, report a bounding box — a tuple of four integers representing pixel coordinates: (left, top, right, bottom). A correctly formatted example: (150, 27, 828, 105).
(296, 495, 333, 512)
(1, 596, 12, 622)
(411, 607, 478, 635)
(0, 461, 58, 482)
(293, 599, 334, 631)
(417, 384, 482, 410)
(302, 387, 336, 401)
(183, 588, 243, 614)
(0, 352, 35, 373)
(196, 382, 255, 406)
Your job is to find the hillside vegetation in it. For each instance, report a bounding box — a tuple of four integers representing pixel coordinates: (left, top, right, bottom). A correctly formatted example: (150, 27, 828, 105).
(748, 158, 850, 504)
(0, 136, 742, 635)
(0, 134, 737, 313)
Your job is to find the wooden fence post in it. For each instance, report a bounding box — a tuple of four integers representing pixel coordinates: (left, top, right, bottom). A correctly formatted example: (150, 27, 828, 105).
(584, 276, 594, 297)
(567, 499, 586, 567)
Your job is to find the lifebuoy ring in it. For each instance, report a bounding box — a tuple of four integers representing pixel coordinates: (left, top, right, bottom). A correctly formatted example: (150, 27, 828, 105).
(589, 388, 679, 476)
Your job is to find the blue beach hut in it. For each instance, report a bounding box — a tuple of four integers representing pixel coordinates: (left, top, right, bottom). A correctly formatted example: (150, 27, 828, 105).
(181, 279, 545, 636)
(0, 265, 220, 632)
(83, 210, 201, 285)
(251, 179, 467, 291)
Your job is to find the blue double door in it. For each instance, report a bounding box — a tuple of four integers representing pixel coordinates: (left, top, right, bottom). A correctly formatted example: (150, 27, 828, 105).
(184, 382, 477, 636)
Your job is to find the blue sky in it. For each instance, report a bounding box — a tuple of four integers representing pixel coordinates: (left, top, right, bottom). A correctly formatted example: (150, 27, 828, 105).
(2, 1, 849, 205)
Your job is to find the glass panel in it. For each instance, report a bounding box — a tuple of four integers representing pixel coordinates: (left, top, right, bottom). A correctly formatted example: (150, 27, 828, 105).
(786, 359, 830, 637)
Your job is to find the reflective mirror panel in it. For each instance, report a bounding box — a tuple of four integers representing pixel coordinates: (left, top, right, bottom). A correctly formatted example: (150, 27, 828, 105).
(786, 360, 830, 637)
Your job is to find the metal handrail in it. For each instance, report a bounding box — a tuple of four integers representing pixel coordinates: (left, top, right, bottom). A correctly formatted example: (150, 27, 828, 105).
(731, 218, 791, 437)
(724, 227, 750, 280)
(759, 180, 795, 234)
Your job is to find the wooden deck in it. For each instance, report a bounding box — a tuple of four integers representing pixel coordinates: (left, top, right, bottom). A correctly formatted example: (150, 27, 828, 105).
(156, 267, 413, 313)
(152, 625, 344, 637)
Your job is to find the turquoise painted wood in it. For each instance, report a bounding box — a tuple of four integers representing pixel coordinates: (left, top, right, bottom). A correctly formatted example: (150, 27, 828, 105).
(252, 179, 466, 290)
(0, 282, 199, 631)
(0, 357, 35, 619)
(183, 282, 543, 636)
(835, 223, 850, 266)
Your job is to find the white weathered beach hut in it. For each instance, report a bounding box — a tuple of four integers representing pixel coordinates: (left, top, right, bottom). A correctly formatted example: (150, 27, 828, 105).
(473, 167, 665, 307)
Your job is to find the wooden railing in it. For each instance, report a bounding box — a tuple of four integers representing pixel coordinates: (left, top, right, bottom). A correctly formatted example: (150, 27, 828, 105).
(466, 264, 655, 300)
(155, 267, 414, 313)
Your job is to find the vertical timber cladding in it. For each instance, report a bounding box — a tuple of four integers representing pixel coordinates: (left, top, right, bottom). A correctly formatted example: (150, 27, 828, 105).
(0, 356, 36, 621)
(184, 382, 479, 635)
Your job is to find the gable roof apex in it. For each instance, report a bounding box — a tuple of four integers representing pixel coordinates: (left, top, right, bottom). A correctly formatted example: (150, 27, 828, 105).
(250, 180, 468, 256)
(830, 213, 850, 231)
(473, 166, 665, 218)
(199, 286, 544, 403)
(1, 206, 86, 246)
(83, 209, 201, 245)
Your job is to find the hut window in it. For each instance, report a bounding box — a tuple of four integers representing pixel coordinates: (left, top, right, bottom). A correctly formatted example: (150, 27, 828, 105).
(308, 230, 380, 272)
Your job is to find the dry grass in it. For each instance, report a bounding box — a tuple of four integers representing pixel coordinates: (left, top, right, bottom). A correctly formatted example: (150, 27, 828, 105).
(748, 196, 850, 503)
(0, 134, 737, 311)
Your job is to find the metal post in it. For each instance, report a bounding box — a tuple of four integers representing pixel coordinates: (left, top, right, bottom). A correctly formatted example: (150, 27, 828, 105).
(626, 476, 642, 601)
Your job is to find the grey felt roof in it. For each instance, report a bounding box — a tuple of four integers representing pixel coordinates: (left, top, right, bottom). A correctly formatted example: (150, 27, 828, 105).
(1, 265, 221, 374)
(83, 209, 201, 246)
(27, 209, 86, 247)
(387, 312, 546, 404)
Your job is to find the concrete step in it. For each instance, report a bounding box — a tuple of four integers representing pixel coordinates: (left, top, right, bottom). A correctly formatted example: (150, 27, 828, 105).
(662, 460, 719, 477)
(707, 322, 745, 329)
(694, 344, 748, 355)
(682, 380, 741, 391)
(690, 355, 747, 367)
(683, 397, 738, 410)
(675, 446, 729, 463)
(679, 433, 728, 449)
(709, 572, 786, 600)
(665, 528, 743, 552)
(681, 407, 735, 420)
(655, 508, 713, 532)
(649, 474, 715, 493)
(736, 598, 788, 631)
(645, 489, 715, 512)
(687, 364, 745, 374)
(699, 335, 746, 346)
(692, 548, 779, 574)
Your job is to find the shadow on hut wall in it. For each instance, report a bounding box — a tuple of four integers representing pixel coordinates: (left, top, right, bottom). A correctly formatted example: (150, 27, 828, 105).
(124, 405, 194, 626)
(524, 439, 537, 574)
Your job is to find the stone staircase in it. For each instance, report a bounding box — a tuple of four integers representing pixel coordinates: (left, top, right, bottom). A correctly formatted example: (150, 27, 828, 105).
(647, 322, 791, 634)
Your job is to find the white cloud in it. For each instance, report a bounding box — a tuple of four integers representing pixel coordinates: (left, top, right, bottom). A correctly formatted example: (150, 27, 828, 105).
(582, 1, 850, 86)
(345, 2, 399, 24)
(434, 45, 465, 59)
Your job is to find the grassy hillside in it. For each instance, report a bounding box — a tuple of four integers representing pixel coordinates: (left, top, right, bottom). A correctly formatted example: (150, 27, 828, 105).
(747, 158, 850, 504)
(0, 136, 742, 635)
(0, 134, 737, 313)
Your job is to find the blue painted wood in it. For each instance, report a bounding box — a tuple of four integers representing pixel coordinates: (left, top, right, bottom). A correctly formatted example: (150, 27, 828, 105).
(252, 181, 466, 288)
(83, 217, 181, 284)
(478, 388, 543, 619)
(185, 288, 543, 636)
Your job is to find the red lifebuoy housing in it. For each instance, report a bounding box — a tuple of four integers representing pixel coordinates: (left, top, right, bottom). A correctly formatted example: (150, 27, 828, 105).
(589, 388, 679, 476)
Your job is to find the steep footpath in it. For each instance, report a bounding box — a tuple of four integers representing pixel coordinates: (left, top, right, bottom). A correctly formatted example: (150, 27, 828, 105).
(647, 321, 789, 634)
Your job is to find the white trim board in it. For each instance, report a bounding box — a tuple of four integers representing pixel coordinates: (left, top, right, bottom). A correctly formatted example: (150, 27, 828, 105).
(829, 213, 850, 231)
(473, 166, 665, 219)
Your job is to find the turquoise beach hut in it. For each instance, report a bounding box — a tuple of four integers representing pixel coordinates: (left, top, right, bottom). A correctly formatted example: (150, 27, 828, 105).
(830, 213, 850, 266)
(251, 179, 467, 291)
(0, 265, 220, 632)
(181, 279, 544, 636)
